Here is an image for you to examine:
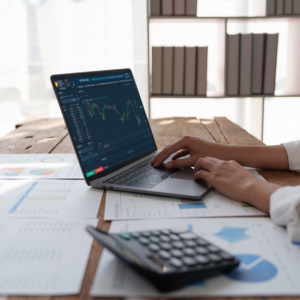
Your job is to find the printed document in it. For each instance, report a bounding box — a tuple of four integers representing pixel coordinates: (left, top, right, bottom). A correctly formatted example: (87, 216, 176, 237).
(105, 169, 266, 220)
(0, 180, 102, 218)
(91, 217, 300, 297)
(0, 154, 83, 179)
(0, 218, 97, 295)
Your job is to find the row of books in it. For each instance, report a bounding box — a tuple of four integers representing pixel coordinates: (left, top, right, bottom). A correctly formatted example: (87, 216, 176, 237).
(267, 0, 300, 15)
(227, 33, 278, 96)
(152, 46, 207, 95)
(151, 0, 197, 16)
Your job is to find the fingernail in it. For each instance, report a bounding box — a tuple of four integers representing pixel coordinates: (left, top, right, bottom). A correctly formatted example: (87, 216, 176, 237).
(166, 162, 173, 169)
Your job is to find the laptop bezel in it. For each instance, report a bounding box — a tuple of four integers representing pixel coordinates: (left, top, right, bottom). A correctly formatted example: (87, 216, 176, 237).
(50, 68, 157, 185)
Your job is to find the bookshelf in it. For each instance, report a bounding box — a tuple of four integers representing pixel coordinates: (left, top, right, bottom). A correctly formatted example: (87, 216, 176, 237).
(146, 1, 300, 141)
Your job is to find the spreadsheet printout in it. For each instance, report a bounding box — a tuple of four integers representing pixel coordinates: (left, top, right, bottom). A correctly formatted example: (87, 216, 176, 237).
(104, 169, 266, 220)
(91, 218, 300, 297)
(0, 218, 97, 295)
(0, 154, 83, 179)
(0, 180, 102, 218)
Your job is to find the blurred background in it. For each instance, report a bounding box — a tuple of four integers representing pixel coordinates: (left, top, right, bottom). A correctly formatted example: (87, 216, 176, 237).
(0, 0, 299, 145)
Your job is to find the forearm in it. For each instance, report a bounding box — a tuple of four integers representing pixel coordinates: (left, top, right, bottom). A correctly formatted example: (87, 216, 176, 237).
(244, 180, 281, 214)
(213, 144, 289, 170)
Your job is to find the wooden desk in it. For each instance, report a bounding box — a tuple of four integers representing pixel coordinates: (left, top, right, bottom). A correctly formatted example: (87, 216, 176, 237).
(1, 116, 299, 300)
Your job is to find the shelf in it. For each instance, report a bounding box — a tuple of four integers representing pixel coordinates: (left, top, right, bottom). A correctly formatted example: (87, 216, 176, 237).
(150, 94, 300, 99)
(149, 15, 300, 20)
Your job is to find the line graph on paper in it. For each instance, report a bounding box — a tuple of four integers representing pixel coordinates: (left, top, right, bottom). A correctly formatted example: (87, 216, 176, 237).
(84, 95, 149, 148)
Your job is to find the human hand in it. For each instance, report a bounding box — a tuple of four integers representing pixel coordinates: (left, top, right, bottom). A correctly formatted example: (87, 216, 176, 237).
(151, 135, 224, 169)
(193, 157, 281, 213)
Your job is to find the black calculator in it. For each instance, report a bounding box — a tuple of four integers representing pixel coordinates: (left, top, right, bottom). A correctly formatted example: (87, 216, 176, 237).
(86, 226, 239, 293)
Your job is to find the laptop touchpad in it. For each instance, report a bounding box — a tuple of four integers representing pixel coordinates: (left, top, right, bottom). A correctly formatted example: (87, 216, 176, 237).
(171, 168, 194, 180)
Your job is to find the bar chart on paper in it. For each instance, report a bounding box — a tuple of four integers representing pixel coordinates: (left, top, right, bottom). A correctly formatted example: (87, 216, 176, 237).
(0, 180, 103, 218)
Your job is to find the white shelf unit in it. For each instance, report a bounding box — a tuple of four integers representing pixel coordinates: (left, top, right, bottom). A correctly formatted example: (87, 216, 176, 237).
(146, 1, 300, 142)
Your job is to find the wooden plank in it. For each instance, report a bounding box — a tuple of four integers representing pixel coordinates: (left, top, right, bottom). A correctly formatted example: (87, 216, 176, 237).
(51, 134, 75, 154)
(0, 118, 68, 154)
(200, 119, 228, 144)
(214, 117, 263, 146)
(258, 170, 300, 187)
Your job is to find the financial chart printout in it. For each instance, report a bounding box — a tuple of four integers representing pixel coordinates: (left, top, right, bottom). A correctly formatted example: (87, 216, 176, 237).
(0, 218, 97, 295)
(0, 180, 102, 218)
(54, 71, 156, 178)
(104, 168, 266, 220)
(0, 154, 83, 179)
(91, 218, 300, 297)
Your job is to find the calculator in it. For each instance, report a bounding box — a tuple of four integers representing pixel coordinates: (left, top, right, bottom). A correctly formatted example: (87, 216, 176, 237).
(86, 226, 239, 293)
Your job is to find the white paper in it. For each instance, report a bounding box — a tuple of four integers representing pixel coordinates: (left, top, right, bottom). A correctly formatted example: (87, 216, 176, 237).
(105, 169, 266, 220)
(91, 217, 300, 297)
(0, 180, 102, 218)
(0, 154, 83, 179)
(0, 218, 97, 295)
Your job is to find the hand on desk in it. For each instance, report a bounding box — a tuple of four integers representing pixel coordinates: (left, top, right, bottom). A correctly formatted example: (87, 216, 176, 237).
(193, 157, 281, 214)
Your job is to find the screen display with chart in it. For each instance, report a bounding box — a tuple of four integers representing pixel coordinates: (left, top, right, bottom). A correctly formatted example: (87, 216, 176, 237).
(54, 71, 156, 178)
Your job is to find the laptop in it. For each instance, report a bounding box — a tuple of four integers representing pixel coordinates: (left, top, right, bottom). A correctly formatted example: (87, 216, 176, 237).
(50, 69, 212, 200)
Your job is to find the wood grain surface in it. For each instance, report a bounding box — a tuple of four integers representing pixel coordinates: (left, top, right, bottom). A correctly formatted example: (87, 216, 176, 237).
(2, 116, 299, 300)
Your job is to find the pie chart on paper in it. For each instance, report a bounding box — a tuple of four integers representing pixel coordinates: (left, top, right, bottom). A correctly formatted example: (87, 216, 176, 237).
(29, 169, 55, 176)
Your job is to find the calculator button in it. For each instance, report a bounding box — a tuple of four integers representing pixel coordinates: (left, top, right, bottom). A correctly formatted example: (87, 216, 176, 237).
(179, 232, 198, 240)
(151, 230, 160, 236)
(169, 234, 180, 241)
(160, 235, 170, 242)
(161, 229, 170, 235)
(207, 254, 222, 263)
(195, 238, 209, 246)
(183, 248, 196, 256)
(207, 245, 220, 253)
(220, 252, 234, 260)
(150, 236, 159, 243)
(159, 250, 171, 259)
(172, 241, 185, 249)
(170, 249, 183, 257)
(141, 231, 151, 237)
(138, 237, 149, 245)
(131, 232, 140, 238)
(170, 228, 188, 234)
(184, 240, 197, 247)
(195, 255, 209, 265)
(182, 257, 197, 267)
(196, 246, 208, 255)
(160, 242, 172, 250)
(148, 243, 160, 252)
(170, 258, 183, 268)
(119, 232, 131, 240)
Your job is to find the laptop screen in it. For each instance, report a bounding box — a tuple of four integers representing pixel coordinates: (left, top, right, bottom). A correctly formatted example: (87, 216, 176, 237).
(53, 70, 156, 179)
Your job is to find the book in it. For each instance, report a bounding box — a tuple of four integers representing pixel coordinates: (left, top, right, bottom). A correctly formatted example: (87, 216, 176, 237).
(266, 0, 276, 15)
(263, 34, 279, 95)
(162, 0, 173, 15)
(173, 47, 185, 95)
(276, 0, 284, 14)
(152, 47, 163, 94)
(174, 0, 185, 15)
(252, 34, 266, 94)
(294, 0, 300, 13)
(186, 0, 197, 16)
(196, 47, 208, 96)
(151, 0, 161, 16)
(284, 0, 293, 14)
(162, 47, 174, 94)
(184, 47, 196, 95)
(227, 34, 240, 96)
(239, 34, 253, 96)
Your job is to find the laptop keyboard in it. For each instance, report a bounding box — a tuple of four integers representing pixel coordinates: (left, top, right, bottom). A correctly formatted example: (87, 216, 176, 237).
(102, 156, 178, 189)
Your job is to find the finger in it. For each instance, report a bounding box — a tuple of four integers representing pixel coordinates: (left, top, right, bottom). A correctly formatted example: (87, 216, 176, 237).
(166, 156, 195, 169)
(194, 169, 212, 182)
(172, 149, 189, 160)
(193, 158, 216, 175)
(153, 140, 186, 167)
